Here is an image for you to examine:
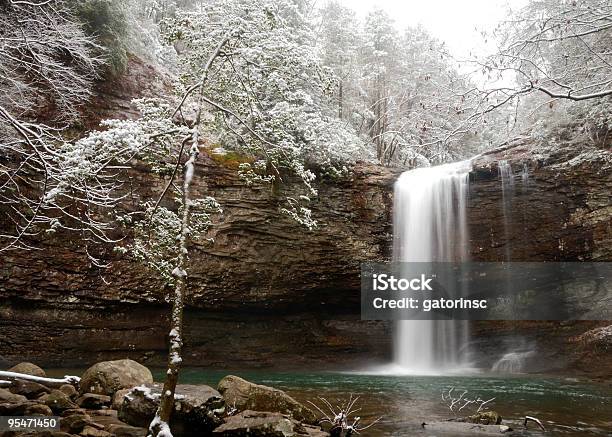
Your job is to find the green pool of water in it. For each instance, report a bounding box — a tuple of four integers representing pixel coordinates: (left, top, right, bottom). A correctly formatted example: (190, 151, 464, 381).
(49, 367, 611, 435)
(162, 369, 611, 436)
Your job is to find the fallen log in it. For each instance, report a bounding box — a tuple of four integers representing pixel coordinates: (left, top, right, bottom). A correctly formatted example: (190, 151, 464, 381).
(0, 371, 79, 388)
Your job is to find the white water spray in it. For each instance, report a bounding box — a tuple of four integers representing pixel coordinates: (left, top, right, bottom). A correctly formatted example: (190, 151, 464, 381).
(392, 161, 472, 373)
(492, 351, 535, 373)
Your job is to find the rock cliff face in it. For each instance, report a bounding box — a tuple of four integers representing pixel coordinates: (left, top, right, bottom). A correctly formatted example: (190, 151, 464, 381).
(469, 139, 611, 262)
(0, 157, 397, 369)
(0, 58, 610, 376)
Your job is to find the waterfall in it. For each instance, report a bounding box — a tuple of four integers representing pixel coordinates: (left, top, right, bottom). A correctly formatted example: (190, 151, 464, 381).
(392, 161, 472, 373)
(492, 351, 535, 373)
(499, 160, 515, 261)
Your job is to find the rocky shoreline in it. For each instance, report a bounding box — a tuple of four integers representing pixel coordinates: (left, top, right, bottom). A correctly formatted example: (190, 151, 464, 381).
(0, 360, 331, 437)
(1, 360, 540, 437)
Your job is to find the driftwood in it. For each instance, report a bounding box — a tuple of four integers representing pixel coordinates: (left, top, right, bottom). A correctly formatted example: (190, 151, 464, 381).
(442, 387, 496, 415)
(307, 395, 382, 436)
(0, 371, 80, 388)
(524, 415, 546, 432)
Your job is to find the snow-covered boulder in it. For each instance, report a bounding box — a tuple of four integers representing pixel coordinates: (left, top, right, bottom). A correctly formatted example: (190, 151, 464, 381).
(218, 375, 317, 425)
(79, 359, 153, 396)
(118, 383, 225, 434)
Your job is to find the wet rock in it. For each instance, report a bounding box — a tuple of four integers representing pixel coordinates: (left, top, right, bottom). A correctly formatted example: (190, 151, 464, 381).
(80, 425, 112, 437)
(42, 389, 78, 413)
(9, 380, 51, 398)
(90, 412, 147, 437)
(0, 387, 27, 403)
(116, 388, 156, 428)
(61, 413, 93, 434)
(218, 375, 316, 425)
(118, 383, 224, 434)
(88, 409, 117, 417)
(7, 362, 46, 377)
(575, 324, 612, 350)
(24, 403, 54, 416)
(61, 408, 88, 417)
(59, 384, 79, 400)
(79, 360, 153, 396)
(301, 425, 329, 437)
(76, 393, 111, 409)
(0, 400, 36, 415)
(213, 410, 325, 436)
(112, 389, 131, 410)
(461, 411, 503, 425)
(105, 423, 147, 437)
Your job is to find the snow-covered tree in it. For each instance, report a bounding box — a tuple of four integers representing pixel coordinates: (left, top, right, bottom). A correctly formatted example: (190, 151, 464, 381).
(0, 0, 124, 256)
(452, 0, 612, 150)
(87, 1, 370, 434)
(317, 1, 361, 120)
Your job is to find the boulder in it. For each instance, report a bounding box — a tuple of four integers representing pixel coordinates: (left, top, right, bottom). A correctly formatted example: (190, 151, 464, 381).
(59, 384, 79, 399)
(218, 376, 316, 425)
(80, 360, 153, 396)
(9, 379, 51, 398)
(90, 412, 147, 437)
(76, 393, 111, 409)
(24, 403, 54, 416)
(118, 383, 225, 434)
(61, 413, 93, 434)
(0, 387, 27, 403)
(7, 362, 46, 377)
(0, 400, 37, 415)
(117, 387, 157, 427)
(42, 389, 78, 413)
(112, 389, 132, 410)
(213, 410, 324, 436)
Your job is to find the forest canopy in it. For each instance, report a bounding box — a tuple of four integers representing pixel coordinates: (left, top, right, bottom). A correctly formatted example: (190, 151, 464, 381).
(1, 0, 610, 254)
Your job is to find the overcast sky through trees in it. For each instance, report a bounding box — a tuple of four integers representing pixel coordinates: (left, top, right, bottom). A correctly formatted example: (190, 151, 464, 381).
(337, 0, 528, 58)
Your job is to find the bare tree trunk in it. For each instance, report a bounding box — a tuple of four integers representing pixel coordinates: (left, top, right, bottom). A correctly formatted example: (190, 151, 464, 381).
(338, 80, 343, 119)
(148, 35, 230, 437)
(148, 136, 198, 437)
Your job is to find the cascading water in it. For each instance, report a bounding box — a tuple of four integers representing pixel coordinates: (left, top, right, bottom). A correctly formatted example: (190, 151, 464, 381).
(492, 350, 535, 373)
(499, 160, 515, 261)
(392, 160, 472, 373)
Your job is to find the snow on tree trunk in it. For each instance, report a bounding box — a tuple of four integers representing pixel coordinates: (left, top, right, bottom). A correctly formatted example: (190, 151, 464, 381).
(148, 35, 230, 437)
(148, 139, 196, 437)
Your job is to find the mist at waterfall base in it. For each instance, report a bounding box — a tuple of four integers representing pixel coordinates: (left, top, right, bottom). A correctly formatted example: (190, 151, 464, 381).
(364, 159, 537, 376)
